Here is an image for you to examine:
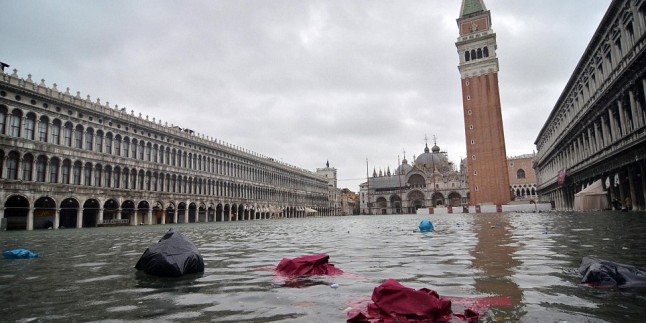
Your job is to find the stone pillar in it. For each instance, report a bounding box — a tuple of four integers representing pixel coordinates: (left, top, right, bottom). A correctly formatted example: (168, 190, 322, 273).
(132, 208, 138, 226)
(116, 208, 122, 220)
(617, 169, 626, 205)
(627, 165, 637, 211)
(146, 208, 152, 225)
(77, 208, 83, 228)
(27, 207, 34, 231)
(173, 208, 178, 224)
(98, 208, 104, 224)
(160, 209, 166, 224)
(54, 208, 60, 230)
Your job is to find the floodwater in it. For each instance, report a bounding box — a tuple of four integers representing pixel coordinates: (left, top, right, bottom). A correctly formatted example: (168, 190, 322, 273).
(1, 211, 645, 322)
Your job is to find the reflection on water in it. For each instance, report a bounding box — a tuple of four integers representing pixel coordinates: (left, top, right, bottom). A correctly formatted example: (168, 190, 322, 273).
(1, 212, 645, 322)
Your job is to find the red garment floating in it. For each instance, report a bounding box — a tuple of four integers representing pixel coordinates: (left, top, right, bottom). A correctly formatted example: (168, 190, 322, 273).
(347, 279, 480, 323)
(275, 254, 344, 277)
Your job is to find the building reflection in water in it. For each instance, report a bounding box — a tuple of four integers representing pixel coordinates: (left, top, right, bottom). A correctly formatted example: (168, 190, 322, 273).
(471, 213, 524, 319)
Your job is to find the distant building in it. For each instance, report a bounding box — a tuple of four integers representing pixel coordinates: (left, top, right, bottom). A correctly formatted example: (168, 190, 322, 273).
(0, 67, 333, 230)
(316, 161, 358, 216)
(360, 141, 470, 215)
(507, 153, 538, 202)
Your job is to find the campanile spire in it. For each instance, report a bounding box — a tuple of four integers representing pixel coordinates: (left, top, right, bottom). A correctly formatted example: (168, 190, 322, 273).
(455, 0, 511, 206)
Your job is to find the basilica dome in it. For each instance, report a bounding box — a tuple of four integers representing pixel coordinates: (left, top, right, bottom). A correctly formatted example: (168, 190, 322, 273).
(415, 144, 450, 171)
(396, 157, 413, 175)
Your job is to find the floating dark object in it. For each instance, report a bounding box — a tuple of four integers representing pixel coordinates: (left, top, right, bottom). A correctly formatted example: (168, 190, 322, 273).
(135, 229, 204, 277)
(579, 256, 646, 288)
(275, 254, 344, 277)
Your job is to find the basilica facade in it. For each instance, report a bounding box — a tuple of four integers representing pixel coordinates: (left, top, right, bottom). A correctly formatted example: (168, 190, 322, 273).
(359, 142, 470, 215)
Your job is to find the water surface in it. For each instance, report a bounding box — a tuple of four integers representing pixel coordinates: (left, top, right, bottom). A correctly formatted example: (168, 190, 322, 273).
(1, 212, 645, 322)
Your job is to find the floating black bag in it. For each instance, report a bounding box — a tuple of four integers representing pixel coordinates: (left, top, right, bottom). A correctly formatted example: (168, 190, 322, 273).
(580, 256, 646, 288)
(135, 228, 204, 277)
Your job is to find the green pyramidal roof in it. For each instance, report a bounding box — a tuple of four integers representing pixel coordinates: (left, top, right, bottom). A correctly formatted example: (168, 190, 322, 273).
(461, 0, 486, 17)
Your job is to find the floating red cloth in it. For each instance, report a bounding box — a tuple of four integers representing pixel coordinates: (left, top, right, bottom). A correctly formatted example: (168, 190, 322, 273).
(347, 279, 480, 323)
(275, 254, 344, 277)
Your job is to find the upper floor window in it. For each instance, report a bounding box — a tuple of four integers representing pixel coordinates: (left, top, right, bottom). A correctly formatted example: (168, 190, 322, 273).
(517, 169, 526, 179)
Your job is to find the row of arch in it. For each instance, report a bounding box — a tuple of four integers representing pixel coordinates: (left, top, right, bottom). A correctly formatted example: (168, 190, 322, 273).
(0, 104, 326, 192)
(372, 190, 465, 214)
(464, 46, 490, 62)
(0, 149, 326, 205)
(2, 194, 318, 230)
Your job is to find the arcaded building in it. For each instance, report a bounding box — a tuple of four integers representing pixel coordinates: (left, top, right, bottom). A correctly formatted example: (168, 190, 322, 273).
(534, 0, 646, 210)
(0, 66, 331, 230)
(455, 0, 511, 206)
(507, 153, 538, 202)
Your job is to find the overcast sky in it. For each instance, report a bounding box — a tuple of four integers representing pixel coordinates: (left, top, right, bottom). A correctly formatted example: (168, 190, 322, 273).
(2, 0, 611, 191)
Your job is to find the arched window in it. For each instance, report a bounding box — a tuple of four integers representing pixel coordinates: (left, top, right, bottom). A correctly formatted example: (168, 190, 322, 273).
(63, 122, 73, 147)
(471, 49, 476, 60)
(483, 46, 489, 57)
(105, 133, 113, 154)
(24, 113, 36, 140)
(22, 153, 33, 181)
(114, 135, 121, 156)
(51, 120, 61, 144)
(114, 167, 121, 188)
(38, 116, 49, 142)
(7, 151, 20, 180)
(95, 130, 104, 153)
(74, 125, 84, 148)
(517, 169, 526, 179)
(94, 164, 102, 187)
(36, 155, 47, 182)
(131, 139, 138, 158)
(104, 166, 112, 187)
(146, 143, 151, 161)
(123, 137, 130, 157)
(84, 162, 92, 186)
(9, 109, 22, 137)
(49, 158, 60, 183)
(477, 48, 483, 59)
(0, 105, 7, 134)
(138, 141, 145, 160)
(62, 159, 71, 184)
(73, 161, 82, 185)
(465, 51, 470, 61)
(85, 128, 94, 150)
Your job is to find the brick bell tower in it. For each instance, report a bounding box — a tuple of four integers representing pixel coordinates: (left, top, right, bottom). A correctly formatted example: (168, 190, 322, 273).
(455, 0, 511, 206)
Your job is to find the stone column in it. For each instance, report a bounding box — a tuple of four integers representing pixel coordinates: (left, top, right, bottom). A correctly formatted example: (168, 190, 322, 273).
(77, 208, 83, 228)
(98, 208, 104, 225)
(160, 209, 166, 224)
(627, 165, 637, 211)
(27, 207, 34, 231)
(146, 208, 152, 225)
(116, 208, 122, 220)
(52, 208, 61, 229)
(132, 208, 138, 226)
(173, 207, 178, 224)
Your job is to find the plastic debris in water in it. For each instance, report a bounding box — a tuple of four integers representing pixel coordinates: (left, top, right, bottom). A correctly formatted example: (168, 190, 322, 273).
(419, 220, 434, 232)
(3, 249, 39, 259)
(331, 283, 339, 289)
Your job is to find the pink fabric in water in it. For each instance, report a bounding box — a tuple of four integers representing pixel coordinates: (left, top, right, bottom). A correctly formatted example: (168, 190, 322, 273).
(347, 279, 481, 323)
(275, 254, 344, 277)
